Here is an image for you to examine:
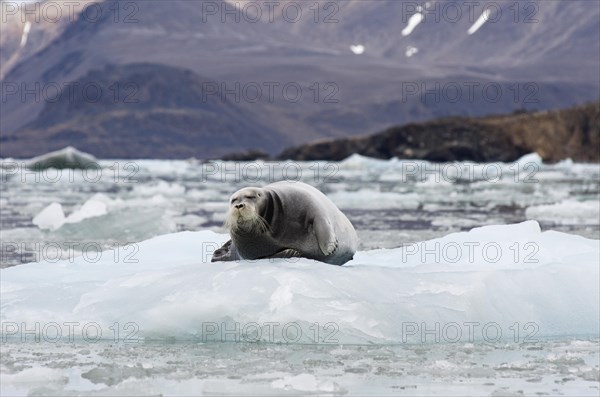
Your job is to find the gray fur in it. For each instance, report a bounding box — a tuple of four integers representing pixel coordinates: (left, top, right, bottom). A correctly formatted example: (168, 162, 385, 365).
(211, 181, 358, 265)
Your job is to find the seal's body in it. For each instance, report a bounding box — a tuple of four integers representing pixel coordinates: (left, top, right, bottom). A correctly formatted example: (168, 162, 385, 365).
(212, 181, 358, 265)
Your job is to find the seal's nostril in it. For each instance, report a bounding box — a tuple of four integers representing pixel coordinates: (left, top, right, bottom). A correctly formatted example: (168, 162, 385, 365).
(235, 203, 245, 209)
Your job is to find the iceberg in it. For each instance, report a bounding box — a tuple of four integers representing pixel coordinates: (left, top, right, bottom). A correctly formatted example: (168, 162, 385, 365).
(26, 146, 99, 170)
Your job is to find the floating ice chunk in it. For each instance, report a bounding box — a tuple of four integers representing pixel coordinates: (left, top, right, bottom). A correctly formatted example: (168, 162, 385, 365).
(526, 200, 600, 225)
(271, 374, 339, 392)
(86, 193, 114, 206)
(131, 181, 186, 196)
(0, 367, 69, 393)
(172, 214, 208, 228)
(32, 202, 66, 231)
(350, 44, 365, 55)
(468, 9, 491, 35)
(339, 153, 389, 170)
(32, 196, 110, 231)
(26, 146, 99, 170)
(272, 374, 318, 391)
(65, 198, 108, 224)
(327, 189, 420, 209)
(2, 222, 597, 343)
(515, 152, 543, 167)
(553, 158, 574, 168)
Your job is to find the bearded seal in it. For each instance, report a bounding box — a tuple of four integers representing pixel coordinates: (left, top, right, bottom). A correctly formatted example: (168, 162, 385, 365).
(211, 181, 358, 265)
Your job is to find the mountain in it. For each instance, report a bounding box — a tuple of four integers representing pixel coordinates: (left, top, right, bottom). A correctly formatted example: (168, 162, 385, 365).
(279, 102, 600, 163)
(1, 0, 599, 158)
(3, 63, 281, 158)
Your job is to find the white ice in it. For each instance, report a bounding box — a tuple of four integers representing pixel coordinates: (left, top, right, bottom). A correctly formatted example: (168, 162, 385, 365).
(65, 197, 108, 224)
(32, 196, 109, 230)
(25, 146, 98, 170)
(2, 221, 598, 343)
(526, 199, 600, 225)
(31, 202, 66, 231)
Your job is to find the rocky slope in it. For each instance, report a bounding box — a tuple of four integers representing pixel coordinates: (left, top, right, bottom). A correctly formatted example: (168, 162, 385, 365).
(278, 103, 600, 163)
(2, 63, 282, 158)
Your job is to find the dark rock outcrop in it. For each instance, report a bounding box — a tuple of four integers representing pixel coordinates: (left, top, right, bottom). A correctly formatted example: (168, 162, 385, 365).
(278, 103, 600, 163)
(220, 150, 270, 161)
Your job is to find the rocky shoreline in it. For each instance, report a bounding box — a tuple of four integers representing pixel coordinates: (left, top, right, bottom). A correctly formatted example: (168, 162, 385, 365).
(276, 103, 599, 163)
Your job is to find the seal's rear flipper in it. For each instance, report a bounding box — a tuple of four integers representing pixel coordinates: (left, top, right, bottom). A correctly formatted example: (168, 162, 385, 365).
(211, 240, 241, 262)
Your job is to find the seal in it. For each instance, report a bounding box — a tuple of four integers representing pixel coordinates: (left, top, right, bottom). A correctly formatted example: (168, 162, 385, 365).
(211, 181, 358, 265)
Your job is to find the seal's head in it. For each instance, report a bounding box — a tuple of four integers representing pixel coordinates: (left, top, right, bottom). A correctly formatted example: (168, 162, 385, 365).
(224, 187, 269, 233)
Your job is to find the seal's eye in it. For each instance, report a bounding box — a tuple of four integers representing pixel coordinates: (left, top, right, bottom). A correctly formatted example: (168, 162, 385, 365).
(245, 195, 256, 200)
(230, 198, 238, 204)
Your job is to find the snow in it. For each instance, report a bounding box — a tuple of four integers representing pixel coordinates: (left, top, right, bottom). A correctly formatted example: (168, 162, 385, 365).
(402, 10, 424, 36)
(406, 45, 419, 57)
(2, 221, 598, 343)
(350, 44, 365, 55)
(468, 9, 491, 35)
(20, 21, 31, 48)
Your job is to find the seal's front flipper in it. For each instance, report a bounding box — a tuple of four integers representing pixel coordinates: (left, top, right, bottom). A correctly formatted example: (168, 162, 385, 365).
(313, 218, 338, 256)
(211, 239, 241, 262)
(269, 248, 302, 259)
